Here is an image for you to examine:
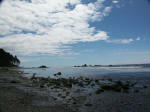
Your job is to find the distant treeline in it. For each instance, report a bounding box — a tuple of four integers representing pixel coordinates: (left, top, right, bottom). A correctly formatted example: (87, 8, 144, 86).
(0, 48, 20, 67)
(74, 63, 150, 68)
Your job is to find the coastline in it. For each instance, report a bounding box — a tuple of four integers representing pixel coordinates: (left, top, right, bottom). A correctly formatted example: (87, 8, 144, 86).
(0, 68, 150, 112)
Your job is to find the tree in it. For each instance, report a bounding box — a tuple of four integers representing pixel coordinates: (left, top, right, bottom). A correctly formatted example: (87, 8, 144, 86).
(0, 0, 3, 4)
(0, 49, 20, 67)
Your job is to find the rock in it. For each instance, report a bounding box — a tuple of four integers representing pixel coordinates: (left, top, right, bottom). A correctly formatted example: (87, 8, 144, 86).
(10, 80, 20, 83)
(57, 72, 62, 75)
(54, 72, 62, 76)
(61, 96, 66, 99)
(38, 65, 48, 68)
(40, 84, 44, 88)
(91, 83, 95, 86)
(95, 89, 104, 94)
(95, 79, 99, 83)
(53, 97, 57, 100)
(123, 89, 129, 93)
(58, 93, 62, 97)
(143, 85, 148, 88)
(89, 93, 92, 96)
(138, 103, 142, 105)
(134, 89, 139, 93)
(78, 82, 84, 87)
(66, 92, 70, 95)
(31, 73, 37, 80)
(100, 81, 130, 92)
(73, 102, 77, 105)
(108, 78, 112, 82)
(85, 103, 92, 107)
(101, 84, 113, 90)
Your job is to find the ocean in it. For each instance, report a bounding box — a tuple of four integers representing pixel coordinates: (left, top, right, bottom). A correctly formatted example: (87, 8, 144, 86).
(20, 66, 150, 79)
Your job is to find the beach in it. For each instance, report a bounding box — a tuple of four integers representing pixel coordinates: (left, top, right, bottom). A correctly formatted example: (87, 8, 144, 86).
(0, 67, 150, 112)
(0, 0, 149, 112)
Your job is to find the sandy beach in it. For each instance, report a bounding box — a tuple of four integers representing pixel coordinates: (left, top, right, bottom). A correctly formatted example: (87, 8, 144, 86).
(0, 67, 150, 112)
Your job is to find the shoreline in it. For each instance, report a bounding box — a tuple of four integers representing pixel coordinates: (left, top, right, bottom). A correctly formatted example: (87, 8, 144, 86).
(0, 68, 150, 112)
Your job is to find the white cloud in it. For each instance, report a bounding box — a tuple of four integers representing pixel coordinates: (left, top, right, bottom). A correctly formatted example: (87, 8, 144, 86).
(103, 6, 112, 16)
(136, 37, 141, 41)
(0, 0, 111, 55)
(107, 36, 141, 44)
(112, 0, 119, 4)
(106, 38, 134, 44)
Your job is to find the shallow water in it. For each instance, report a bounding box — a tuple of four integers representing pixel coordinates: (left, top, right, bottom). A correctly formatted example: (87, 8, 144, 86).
(19, 66, 150, 79)
(1, 66, 150, 112)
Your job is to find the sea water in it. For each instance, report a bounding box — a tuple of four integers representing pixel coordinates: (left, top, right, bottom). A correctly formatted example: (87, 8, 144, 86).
(20, 66, 150, 79)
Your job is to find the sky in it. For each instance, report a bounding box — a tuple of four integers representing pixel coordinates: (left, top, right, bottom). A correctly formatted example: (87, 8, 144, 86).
(0, 0, 150, 67)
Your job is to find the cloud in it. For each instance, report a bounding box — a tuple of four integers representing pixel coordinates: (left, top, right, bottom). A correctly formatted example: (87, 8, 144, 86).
(106, 38, 134, 44)
(0, 0, 111, 55)
(112, 0, 119, 4)
(136, 37, 141, 41)
(106, 36, 141, 44)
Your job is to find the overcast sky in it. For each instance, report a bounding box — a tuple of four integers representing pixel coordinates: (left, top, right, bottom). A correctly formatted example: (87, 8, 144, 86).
(0, 0, 150, 67)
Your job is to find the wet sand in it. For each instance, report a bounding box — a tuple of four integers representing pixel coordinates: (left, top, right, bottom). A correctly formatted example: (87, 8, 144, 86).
(0, 68, 150, 112)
